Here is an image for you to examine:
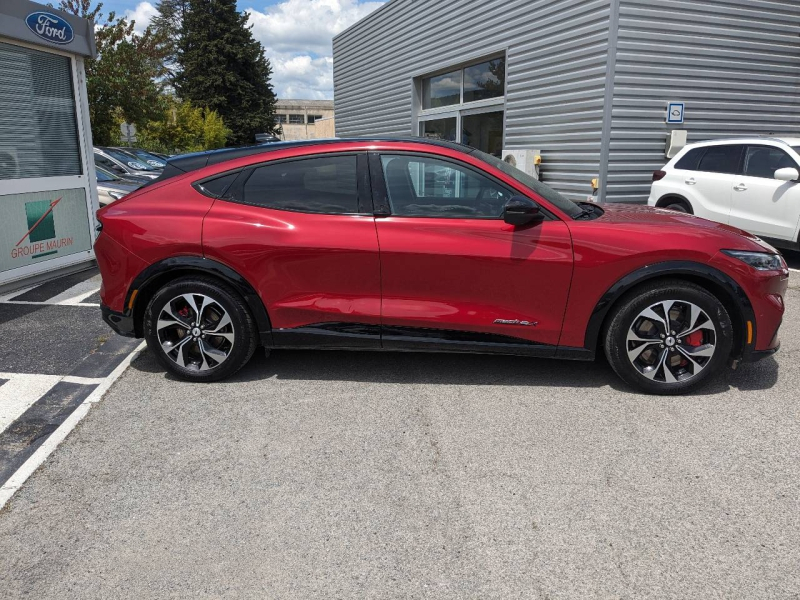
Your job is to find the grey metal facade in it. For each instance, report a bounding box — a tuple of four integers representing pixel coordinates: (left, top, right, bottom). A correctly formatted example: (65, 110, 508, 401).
(333, 0, 800, 203)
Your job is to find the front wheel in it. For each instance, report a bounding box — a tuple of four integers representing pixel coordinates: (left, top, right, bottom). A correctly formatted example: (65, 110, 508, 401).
(144, 277, 258, 382)
(604, 280, 733, 395)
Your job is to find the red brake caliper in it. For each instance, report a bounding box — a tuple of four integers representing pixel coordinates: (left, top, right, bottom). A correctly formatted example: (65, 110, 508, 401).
(684, 331, 704, 347)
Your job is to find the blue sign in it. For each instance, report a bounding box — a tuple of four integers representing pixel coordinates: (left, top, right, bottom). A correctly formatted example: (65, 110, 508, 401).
(25, 12, 74, 45)
(667, 102, 685, 124)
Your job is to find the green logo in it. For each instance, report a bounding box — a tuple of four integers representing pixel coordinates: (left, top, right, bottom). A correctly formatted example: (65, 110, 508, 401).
(24, 199, 57, 243)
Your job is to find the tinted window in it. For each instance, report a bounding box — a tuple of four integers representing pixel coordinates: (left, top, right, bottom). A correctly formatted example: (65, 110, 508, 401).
(463, 58, 505, 103)
(380, 155, 512, 218)
(675, 147, 704, 171)
(96, 168, 116, 182)
(200, 172, 239, 198)
(697, 145, 743, 174)
(743, 145, 798, 178)
(243, 155, 358, 214)
(95, 154, 126, 175)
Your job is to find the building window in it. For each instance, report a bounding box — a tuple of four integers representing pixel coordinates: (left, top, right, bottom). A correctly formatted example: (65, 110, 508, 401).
(289, 114, 305, 124)
(417, 55, 506, 157)
(0, 42, 83, 180)
(421, 57, 505, 110)
(463, 58, 505, 103)
(275, 114, 287, 124)
(422, 70, 462, 109)
(307, 115, 324, 124)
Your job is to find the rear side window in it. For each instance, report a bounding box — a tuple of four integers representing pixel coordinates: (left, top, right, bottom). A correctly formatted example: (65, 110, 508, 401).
(198, 172, 239, 198)
(696, 145, 743, 174)
(242, 155, 358, 214)
(674, 147, 704, 170)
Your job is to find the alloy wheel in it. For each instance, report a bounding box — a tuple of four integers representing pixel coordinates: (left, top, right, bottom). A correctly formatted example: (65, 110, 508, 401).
(626, 300, 716, 384)
(156, 293, 235, 371)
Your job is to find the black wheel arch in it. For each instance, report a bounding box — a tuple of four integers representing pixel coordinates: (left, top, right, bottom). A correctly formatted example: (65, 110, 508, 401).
(585, 261, 755, 361)
(656, 194, 693, 213)
(126, 256, 272, 346)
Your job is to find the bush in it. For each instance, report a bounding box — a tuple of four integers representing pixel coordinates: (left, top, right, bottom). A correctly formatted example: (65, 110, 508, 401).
(136, 97, 230, 154)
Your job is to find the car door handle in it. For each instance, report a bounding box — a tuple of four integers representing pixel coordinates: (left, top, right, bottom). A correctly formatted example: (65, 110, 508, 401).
(685, 178, 697, 185)
(733, 184, 747, 192)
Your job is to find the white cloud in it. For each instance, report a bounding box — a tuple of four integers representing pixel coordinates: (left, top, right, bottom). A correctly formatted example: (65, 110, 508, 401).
(124, 1, 157, 35)
(246, 0, 385, 99)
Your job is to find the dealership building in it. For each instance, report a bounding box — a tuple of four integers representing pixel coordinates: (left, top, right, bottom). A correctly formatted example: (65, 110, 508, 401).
(0, 0, 98, 291)
(333, 0, 800, 203)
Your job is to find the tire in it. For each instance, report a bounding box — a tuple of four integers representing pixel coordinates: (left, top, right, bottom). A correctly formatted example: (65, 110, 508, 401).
(144, 276, 258, 382)
(603, 280, 733, 395)
(660, 199, 692, 214)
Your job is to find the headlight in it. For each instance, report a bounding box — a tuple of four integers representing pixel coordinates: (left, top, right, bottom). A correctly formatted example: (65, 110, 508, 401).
(108, 190, 127, 201)
(722, 250, 785, 271)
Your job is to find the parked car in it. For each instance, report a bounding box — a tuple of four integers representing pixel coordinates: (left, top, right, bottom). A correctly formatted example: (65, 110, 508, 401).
(95, 167, 142, 206)
(95, 138, 788, 394)
(648, 137, 800, 251)
(94, 147, 161, 180)
(107, 147, 168, 169)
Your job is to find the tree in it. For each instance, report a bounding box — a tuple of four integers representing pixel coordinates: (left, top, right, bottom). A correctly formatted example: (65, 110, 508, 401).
(175, 0, 277, 146)
(136, 97, 229, 154)
(55, 0, 169, 145)
(150, 0, 191, 76)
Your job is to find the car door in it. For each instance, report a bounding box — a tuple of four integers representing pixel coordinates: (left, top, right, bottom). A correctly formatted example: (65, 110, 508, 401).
(684, 144, 744, 224)
(370, 151, 573, 350)
(202, 152, 383, 346)
(729, 144, 800, 241)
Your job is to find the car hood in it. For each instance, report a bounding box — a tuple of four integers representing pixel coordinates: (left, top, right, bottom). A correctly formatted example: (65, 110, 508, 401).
(98, 181, 140, 193)
(594, 203, 777, 251)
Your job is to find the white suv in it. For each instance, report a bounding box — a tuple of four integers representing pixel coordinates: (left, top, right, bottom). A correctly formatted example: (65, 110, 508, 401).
(648, 137, 800, 250)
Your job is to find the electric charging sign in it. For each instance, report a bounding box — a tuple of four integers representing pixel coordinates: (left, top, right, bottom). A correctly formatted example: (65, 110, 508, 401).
(667, 102, 685, 124)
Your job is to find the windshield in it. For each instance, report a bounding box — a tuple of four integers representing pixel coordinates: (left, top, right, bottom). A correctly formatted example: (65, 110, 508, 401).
(792, 146, 800, 157)
(95, 167, 119, 182)
(126, 148, 167, 168)
(102, 148, 158, 171)
(472, 149, 584, 218)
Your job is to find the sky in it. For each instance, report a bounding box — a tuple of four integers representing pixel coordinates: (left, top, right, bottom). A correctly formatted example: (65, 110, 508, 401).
(100, 0, 386, 99)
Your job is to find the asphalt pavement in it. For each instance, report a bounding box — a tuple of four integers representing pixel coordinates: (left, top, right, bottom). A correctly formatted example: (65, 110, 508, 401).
(0, 262, 798, 598)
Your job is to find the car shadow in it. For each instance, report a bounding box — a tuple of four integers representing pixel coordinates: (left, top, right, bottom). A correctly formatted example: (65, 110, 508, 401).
(130, 346, 780, 396)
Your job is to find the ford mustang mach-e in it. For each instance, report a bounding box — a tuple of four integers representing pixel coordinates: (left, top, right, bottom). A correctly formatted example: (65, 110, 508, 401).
(95, 138, 788, 394)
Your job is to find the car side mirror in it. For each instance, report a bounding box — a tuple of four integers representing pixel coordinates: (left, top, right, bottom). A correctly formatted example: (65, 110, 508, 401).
(503, 196, 543, 226)
(774, 167, 799, 182)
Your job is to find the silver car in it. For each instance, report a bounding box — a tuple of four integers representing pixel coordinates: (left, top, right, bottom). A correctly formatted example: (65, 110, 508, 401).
(94, 147, 161, 180)
(95, 166, 142, 206)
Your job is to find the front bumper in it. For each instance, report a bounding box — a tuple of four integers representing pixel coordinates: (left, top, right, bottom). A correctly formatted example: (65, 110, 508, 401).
(102, 305, 136, 337)
(746, 343, 780, 363)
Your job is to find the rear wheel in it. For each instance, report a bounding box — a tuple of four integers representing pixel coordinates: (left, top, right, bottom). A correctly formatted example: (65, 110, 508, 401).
(604, 280, 733, 394)
(659, 198, 692, 214)
(144, 277, 258, 382)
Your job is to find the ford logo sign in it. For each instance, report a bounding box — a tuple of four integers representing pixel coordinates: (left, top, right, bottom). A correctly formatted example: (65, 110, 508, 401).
(25, 12, 74, 45)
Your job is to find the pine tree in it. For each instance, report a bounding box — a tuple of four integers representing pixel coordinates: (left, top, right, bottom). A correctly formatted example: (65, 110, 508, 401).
(174, 0, 277, 146)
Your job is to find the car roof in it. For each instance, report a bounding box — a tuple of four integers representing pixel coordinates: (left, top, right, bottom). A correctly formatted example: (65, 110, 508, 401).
(166, 137, 471, 174)
(684, 136, 800, 148)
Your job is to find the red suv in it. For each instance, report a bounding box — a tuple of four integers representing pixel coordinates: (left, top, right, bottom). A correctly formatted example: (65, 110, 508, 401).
(95, 138, 788, 394)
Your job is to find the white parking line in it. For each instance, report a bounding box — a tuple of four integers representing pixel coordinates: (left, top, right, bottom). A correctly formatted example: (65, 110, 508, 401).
(0, 284, 38, 302)
(0, 341, 146, 509)
(0, 300, 100, 307)
(0, 374, 61, 435)
(48, 279, 101, 305)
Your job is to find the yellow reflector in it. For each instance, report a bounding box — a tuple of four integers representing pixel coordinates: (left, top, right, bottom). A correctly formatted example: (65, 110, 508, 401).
(746, 321, 753, 345)
(128, 289, 139, 310)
